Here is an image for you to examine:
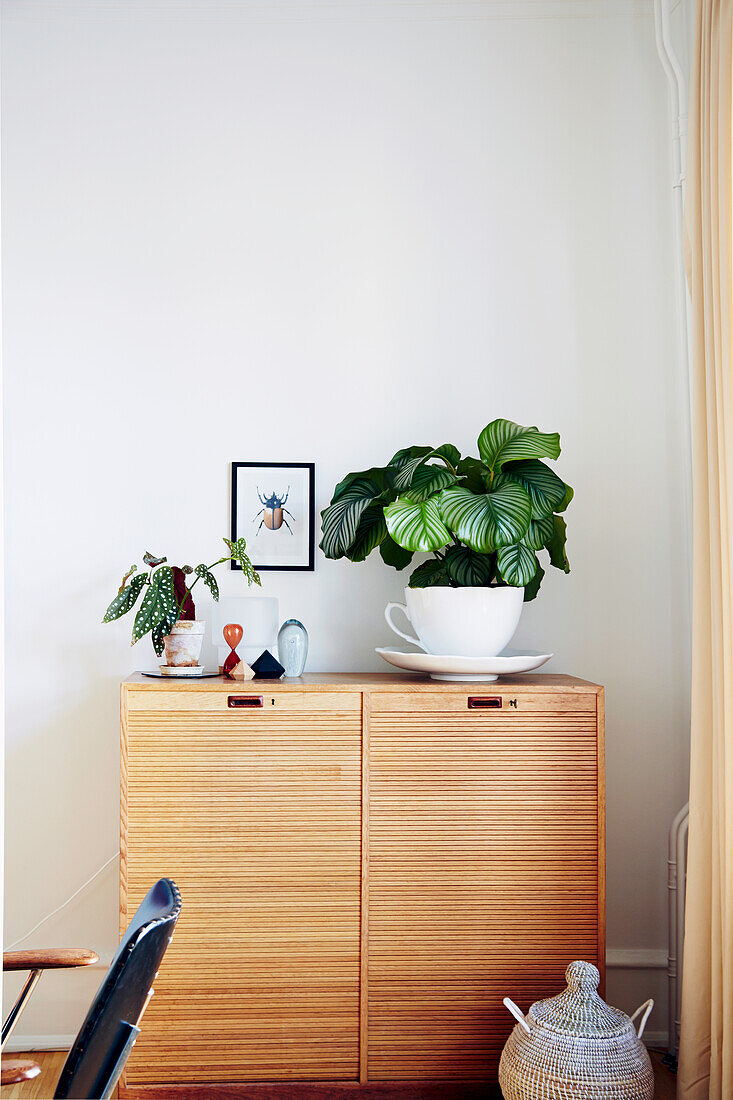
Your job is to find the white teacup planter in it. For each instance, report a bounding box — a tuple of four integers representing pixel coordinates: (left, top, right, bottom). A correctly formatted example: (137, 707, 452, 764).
(322, 421, 572, 679)
(385, 585, 524, 659)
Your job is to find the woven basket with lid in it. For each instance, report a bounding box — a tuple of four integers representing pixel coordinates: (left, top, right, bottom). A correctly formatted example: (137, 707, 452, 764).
(498, 961, 654, 1100)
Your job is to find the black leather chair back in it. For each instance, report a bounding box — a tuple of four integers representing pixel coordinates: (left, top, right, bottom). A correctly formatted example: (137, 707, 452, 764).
(54, 878, 181, 1099)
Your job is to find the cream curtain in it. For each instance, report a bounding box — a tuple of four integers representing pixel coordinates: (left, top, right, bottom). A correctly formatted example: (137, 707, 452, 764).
(678, 1, 733, 1096)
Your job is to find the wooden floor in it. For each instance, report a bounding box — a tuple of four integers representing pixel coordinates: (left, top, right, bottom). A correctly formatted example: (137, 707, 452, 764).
(1, 1050, 119, 1099)
(1, 1050, 676, 1098)
(2, 1051, 66, 1099)
(651, 1049, 678, 1099)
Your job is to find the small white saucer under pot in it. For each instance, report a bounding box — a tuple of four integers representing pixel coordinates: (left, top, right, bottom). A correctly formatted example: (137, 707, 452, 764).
(158, 664, 206, 677)
(375, 647, 553, 682)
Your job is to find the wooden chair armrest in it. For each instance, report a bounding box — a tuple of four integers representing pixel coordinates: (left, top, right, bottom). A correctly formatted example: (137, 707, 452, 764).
(3, 948, 98, 971)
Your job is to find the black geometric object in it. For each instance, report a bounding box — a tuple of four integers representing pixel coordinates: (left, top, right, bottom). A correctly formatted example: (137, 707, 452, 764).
(251, 649, 285, 679)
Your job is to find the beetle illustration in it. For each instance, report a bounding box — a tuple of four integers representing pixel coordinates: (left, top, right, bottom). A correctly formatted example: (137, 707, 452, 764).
(254, 487, 295, 535)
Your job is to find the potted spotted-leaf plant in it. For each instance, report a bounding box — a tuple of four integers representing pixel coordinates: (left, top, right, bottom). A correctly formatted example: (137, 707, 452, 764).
(320, 419, 572, 657)
(103, 538, 260, 670)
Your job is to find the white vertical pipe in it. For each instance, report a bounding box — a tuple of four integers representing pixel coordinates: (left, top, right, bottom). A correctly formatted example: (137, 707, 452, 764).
(654, 0, 693, 1061)
(668, 802, 689, 1055)
(675, 811, 689, 1051)
(653, 0, 693, 561)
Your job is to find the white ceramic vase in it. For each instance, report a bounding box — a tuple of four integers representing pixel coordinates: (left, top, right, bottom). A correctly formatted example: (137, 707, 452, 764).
(384, 586, 524, 658)
(162, 620, 206, 667)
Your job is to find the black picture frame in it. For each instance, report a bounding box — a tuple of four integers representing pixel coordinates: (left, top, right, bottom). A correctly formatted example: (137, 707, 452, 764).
(230, 462, 316, 572)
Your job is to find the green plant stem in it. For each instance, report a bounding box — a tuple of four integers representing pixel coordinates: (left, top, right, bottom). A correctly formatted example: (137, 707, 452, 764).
(175, 554, 236, 619)
(435, 456, 458, 476)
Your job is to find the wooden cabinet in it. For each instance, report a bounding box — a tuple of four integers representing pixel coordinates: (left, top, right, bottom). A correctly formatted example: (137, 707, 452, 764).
(121, 674, 604, 1098)
(123, 688, 362, 1086)
(367, 689, 602, 1082)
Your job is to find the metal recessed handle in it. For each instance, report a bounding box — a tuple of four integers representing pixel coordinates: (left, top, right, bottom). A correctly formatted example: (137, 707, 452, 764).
(228, 696, 264, 708)
(468, 696, 502, 709)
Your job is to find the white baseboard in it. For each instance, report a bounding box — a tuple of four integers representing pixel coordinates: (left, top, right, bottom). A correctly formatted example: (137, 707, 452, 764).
(644, 1031, 670, 1048)
(7, 1031, 672, 1059)
(606, 948, 669, 1050)
(5, 1034, 74, 1052)
(606, 948, 668, 970)
(6, 1030, 673, 1056)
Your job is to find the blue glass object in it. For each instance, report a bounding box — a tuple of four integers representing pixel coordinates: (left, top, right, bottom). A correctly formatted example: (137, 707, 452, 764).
(277, 619, 309, 678)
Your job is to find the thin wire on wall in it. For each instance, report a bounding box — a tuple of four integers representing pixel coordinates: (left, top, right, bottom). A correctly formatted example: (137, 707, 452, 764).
(5, 853, 119, 951)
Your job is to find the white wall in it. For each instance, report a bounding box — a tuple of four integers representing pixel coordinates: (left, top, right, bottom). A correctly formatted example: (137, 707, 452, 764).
(2, 0, 690, 1047)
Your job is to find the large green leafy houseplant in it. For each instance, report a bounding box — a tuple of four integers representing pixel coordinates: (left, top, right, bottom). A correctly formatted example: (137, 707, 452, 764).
(103, 538, 260, 654)
(320, 419, 572, 600)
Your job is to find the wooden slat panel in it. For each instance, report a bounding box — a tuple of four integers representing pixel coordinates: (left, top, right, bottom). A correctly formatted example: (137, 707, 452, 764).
(127, 690, 362, 714)
(120, 676, 603, 1092)
(369, 692, 596, 714)
(124, 710, 362, 1084)
(367, 705, 600, 1082)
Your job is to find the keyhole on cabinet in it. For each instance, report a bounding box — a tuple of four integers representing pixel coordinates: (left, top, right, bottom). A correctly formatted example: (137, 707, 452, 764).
(509, 699, 518, 708)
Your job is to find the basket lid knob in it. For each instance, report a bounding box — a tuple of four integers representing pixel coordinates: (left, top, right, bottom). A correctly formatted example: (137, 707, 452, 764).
(526, 960, 635, 1038)
(565, 960, 601, 993)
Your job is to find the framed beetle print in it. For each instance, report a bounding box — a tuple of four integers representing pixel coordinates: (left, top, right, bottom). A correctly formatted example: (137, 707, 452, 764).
(231, 462, 315, 571)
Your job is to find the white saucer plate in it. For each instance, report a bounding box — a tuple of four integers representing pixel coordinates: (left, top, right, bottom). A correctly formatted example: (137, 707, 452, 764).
(158, 664, 206, 677)
(375, 647, 553, 682)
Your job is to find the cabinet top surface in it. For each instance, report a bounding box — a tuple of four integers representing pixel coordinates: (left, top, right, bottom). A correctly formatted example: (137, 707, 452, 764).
(123, 672, 601, 692)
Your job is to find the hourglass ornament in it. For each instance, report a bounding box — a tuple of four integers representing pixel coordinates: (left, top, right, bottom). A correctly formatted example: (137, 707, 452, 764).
(222, 623, 245, 678)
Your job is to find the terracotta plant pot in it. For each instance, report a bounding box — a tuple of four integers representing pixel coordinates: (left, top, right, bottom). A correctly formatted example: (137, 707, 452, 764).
(163, 620, 206, 667)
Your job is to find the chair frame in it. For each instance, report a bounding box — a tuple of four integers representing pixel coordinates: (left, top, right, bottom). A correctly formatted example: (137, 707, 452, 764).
(1, 878, 181, 1098)
(2, 950, 99, 1050)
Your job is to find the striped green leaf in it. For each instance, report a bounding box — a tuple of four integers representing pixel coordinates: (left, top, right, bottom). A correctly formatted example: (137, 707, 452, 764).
(408, 557, 451, 588)
(379, 535, 414, 570)
(478, 419, 561, 477)
(384, 497, 451, 552)
(389, 447, 436, 489)
(456, 456, 491, 494)
(558, 482, 574, 512)
(320, 477, 382, 558)
(433, 443, 461, 469)
(547, 515, 570, 572)
(403, 464, 456, 502)
(331, 467, 388, 502)
(389, 445, 460, 492)
(348, 504, 388, 561)
(523, 561, 545, 602)
(103, 573, 146, 623)
(445, 546, 494, 587)
(389, 444, 460, 474)
(498, 459, 568, 518)
(522, 514, 555, 551)
(496, 543, 539, 586)
(438, 483, 531, 552)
